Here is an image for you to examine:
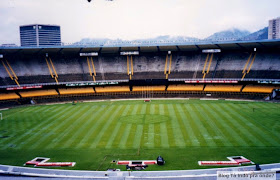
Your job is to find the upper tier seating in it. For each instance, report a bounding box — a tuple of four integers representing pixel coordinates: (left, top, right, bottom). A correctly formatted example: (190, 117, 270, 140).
(204, 85, 243, 92)
(0, 93, 20, 100)
(167, 84, 204, 91)
(242, 85, 279, 93)
(58, 87, 95, 95)
(19, 90, 58, 98)
(95, 86, 130, 93)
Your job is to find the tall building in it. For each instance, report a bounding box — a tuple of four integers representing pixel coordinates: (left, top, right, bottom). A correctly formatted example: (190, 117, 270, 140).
(268, 17, 280, 39)
(20, 24, 61, 46)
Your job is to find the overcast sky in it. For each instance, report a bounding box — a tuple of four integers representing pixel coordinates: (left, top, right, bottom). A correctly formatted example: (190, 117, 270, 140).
(0, 0, 279, 45)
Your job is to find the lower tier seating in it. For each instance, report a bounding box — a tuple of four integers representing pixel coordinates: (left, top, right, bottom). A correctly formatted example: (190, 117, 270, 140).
(204, 85, 243, 92)
(0, 93, 20, 100)
(133, 86, 166, 91)
(167, 84, 204, 91)
(20, 90, 58, 98)
(59, 87, 95, 95)
(242, 85, 279, 93)
(95, 86, 130, 93)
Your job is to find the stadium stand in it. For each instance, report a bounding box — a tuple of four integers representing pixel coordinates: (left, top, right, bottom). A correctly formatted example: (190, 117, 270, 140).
(95, 86, 130, 93)
(58, 87, 94, 95)
(204, 85, 243, 92)
(133, 86, 166, 91)
(167, 84, 204, 91)
(0, 92, 20, 100)
(1, 51, 280, 86)
(19, 90, 58, 98)
(242, 85, 279, 93)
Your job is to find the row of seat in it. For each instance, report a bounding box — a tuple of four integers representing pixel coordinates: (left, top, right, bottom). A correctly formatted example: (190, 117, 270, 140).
(0, 85, 279, 100)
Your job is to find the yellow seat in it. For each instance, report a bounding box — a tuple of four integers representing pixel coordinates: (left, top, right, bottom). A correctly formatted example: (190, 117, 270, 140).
(59, 87, 94, 95)
(0, 93, 20, 100)
(20, 89, 58, 97)
(95, 86, 130, 93)
(242, 85, 278, 93)
(133, 86, 165, 92)
(204, 85, 242, 92)
(167, 84, 204, 91)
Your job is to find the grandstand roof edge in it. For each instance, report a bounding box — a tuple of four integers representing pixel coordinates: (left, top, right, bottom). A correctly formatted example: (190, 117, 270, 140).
(1, 39, 280, 52)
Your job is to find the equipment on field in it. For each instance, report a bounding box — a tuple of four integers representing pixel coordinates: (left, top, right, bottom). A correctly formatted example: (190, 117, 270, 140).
(157, 156, 165, 165)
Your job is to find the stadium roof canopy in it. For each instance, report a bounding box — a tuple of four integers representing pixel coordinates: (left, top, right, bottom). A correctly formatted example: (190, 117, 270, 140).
(1, 39, 280, 55)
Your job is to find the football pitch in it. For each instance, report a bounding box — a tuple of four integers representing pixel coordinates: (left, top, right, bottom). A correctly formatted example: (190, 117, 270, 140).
(0, 99, 279, 171)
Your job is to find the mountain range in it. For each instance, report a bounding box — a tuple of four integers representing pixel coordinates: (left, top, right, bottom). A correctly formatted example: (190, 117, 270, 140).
(74, 27, 269, 45)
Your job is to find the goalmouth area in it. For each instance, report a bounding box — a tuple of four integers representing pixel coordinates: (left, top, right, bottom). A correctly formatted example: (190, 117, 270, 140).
(0, 99, 279, 172)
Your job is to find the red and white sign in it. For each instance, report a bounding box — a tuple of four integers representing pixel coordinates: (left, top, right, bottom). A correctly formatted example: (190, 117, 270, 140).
(198, 156, 253, 166)
(198, 161, 240, 166)
(117, 160, 157, 166)
(185, 80, 238, 84)
(36, 162, 76, 167)
(7, 85, 43, 90)
(25, 157, 75, 167)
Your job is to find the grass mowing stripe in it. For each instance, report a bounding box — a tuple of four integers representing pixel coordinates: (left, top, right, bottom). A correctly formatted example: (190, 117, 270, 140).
(189, 104, 217, 147)
(183, 104, 209, 146)
(206, 103, 248, 146)
(162, 104, 176, 147)
(0, 112, 44, 148)
(63, 106, 106, 148)
(154, 104, 161, 147)
(96, 105, 127, 148)
(141, 104, 150, 148)
(133, 125, 144, 149)
(0, 109, 44, 145)
(146, 124, 155, 148)
(172, 104, 192, 146)
(211, 104, 259, 146)
(227, 103, 280, 146)
(159, 104, 172, 147)
(177, 104, 199, 146)
(88, 105, 122, 148)
(75, 105, 115, 149)
(222, 103, 272, 146)
(47, 105, 98, 149)
(118, 124, 132, 149)
(200, 104, 233, 146)
(218, 103, 267, 147)
(2, 105, 71, 149)
(159, 123, 169, 148)
(193, 104, 225, 146)
(109, 105, 132, 149)
(125, 104, 142, 148)
(80, 105, 118, 149)
(145, 104, 155, 148)
(28, 105, 91, 149)
(104, 123, 121, 149)
(168, 104, 186, 147)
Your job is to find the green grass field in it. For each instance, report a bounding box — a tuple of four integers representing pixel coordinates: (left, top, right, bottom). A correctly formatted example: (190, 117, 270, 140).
(0, 99, 279, 171)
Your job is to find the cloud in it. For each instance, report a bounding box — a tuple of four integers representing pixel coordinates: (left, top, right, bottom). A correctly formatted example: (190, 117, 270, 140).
(0, 0, 279, 45)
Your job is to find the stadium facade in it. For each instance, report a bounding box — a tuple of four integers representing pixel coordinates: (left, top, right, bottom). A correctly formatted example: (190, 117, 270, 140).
(20, 24, 61, 47)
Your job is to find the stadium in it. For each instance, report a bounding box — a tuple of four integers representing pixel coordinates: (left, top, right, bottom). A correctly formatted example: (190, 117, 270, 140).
(0, 39, 280, 179)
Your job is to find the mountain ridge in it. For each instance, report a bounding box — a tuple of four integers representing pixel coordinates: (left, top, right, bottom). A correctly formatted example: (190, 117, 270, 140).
(74, 27, 269, 45)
